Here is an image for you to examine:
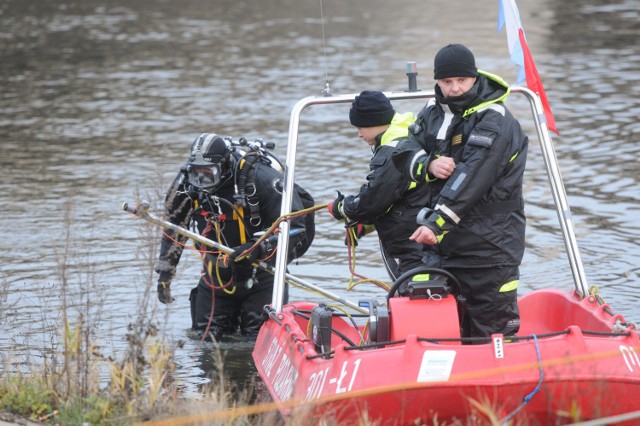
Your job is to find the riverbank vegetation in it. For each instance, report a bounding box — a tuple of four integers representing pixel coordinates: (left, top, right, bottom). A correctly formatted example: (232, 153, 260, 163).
(0, 201, 265, 425)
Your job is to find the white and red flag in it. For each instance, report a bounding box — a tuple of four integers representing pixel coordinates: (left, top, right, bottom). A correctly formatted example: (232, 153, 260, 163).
(498, 0, 558, 134)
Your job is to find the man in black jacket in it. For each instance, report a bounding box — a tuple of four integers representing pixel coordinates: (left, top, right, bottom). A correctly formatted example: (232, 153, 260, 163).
(403, 44, 529, 339)
(328, 91, 428, 282)
(155, 133, 314, 340)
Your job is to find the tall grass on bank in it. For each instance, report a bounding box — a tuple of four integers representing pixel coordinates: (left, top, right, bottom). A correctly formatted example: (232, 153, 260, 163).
(0, 198, 258, 425)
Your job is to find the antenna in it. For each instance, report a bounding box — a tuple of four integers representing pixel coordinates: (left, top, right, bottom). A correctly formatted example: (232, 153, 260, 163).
(319, 0, 332, 96)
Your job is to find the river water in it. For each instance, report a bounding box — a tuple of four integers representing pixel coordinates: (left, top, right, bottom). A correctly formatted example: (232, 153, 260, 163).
(1, 0, 639, 401)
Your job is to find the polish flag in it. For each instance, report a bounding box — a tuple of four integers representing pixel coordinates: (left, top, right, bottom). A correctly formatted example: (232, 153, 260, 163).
(498, 0, 558, 134)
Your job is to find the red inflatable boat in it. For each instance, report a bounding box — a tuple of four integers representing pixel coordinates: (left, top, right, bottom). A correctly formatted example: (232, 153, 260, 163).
(252, 88, 640, 424)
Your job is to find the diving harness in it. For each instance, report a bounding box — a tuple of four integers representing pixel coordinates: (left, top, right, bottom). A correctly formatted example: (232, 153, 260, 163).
(184, 136, 286, 291)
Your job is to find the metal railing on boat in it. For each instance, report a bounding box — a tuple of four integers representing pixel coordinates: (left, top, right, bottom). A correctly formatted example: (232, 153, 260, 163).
(271, 88, 590, 312)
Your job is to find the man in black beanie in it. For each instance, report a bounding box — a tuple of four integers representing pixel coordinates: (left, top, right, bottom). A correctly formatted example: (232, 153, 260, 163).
(327, 91, 429, 282)
(433, 43, 478, 80)
(348, 90, 396, 129)
(396, 43, 529, 339)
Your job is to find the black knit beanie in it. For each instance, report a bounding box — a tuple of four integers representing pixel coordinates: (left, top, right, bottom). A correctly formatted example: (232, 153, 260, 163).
(433, 44, 478, 80)
(349, 91, 395, 127)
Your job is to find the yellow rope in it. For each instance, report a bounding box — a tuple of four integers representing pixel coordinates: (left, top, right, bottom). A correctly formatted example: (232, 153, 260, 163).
(589, 285, 606, 305)
(233, 203, 328, 261)
(345, 226, 390, 292)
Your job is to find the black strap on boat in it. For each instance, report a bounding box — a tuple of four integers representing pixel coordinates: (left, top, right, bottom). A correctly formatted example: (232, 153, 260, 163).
(302, 327, 633, 359)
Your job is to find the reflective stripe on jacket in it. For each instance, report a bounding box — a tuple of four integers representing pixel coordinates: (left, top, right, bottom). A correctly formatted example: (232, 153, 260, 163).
(409, 72, 529, 268)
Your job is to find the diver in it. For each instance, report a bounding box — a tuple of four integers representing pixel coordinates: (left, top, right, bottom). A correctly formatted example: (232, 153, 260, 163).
(154, 133, 314, 340)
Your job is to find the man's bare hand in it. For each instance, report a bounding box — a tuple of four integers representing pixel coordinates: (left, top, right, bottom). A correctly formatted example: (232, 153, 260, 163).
(428, 156, 456, 179)
(410, 226, 438, 244)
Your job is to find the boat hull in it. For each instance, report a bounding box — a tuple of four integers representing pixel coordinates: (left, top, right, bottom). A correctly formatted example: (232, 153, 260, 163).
(253, 289, 640, 424)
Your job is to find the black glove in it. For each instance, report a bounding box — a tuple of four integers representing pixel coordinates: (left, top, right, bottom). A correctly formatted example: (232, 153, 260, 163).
(344, 222, 367, 246)
(328, 191, 345, 220)
(229, 241, 265, 267)
(157, 271, 175, 304)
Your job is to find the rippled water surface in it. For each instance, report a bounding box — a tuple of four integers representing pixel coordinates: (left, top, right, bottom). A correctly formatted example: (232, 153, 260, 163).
(1, 0, 639, 396)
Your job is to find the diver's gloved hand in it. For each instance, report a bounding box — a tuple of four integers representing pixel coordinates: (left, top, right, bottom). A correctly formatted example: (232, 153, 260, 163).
(328, 191, 346, 220)
(229, 241, 265, 267)
(344, 222, 368, 246)
(157, 271, 175, 304)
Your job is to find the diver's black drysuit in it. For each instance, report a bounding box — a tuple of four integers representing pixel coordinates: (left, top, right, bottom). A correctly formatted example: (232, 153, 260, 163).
(156, 151, 314, 339)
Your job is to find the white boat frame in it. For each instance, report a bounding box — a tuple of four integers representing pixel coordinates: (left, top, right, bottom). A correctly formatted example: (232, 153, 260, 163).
(271, 87, 590, 312)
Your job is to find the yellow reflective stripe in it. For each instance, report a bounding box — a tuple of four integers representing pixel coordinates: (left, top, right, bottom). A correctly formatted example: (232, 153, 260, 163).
(462, 70, 510, 117)
(499, 280, 519, 292)
(436, 215, 445, 227)
(234, 205, 247, 244)
(408, 182, 417, 190)
(436, 230, 448, 243)
(380, 112, 415, 145)
(509, 151, 519, 163)
(411, 274, 431, 282)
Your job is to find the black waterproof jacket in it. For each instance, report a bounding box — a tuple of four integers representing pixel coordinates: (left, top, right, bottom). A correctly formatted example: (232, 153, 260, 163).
(405, 71, 528, 268)
(340, 112, 429, 274)
(155, 153, 312, 285)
